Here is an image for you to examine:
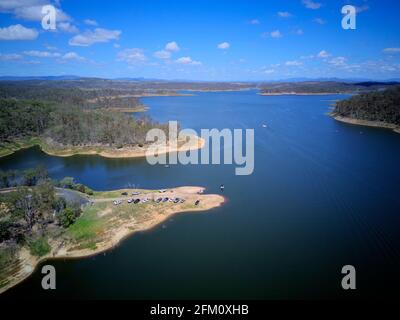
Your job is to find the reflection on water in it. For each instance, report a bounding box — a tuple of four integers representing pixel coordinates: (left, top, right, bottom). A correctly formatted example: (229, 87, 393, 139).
(1, 91, 400, 299)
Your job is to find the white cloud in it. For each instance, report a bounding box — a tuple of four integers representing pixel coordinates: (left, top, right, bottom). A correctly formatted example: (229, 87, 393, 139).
(285, 60, 303, 66)
(84, 19, 98, 26)
(23, 50, 61, 57)
(0, 0, 46, 12)
(302, 0, 322, 9)
(45, 45, 57, 51)
(117, 48, 147, 64)
(263, 69, 275, 74)
(57, 22, 79, 33)
(317, 50, 330, 58)
(69, 28, 121, 46)
(0, 53, 23, 61)
(278, 11, 292, 18)
(113, 43, 120, 48)
(175, 56, 201, 66)
(313, 18, 326, 25)
(15, 5, 70, 22)
(249, 19, 260, 25)
(356, 5, 369, 13)
(295, 29, 304, 35)
(165, 41, 180, 52)
(383, 48, 400, 54)
(0, 24, 38, 40)
(300, 54, 315, 59)
(328, 56, 347, 66)
(217, 42, 230, 49)
(270, 30, 282, 38)
(61, 51, 85, 61)
(153, 50, 171, 59)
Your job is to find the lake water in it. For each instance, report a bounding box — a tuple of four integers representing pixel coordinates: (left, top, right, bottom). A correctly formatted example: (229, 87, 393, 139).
(1, 90, 400, 299)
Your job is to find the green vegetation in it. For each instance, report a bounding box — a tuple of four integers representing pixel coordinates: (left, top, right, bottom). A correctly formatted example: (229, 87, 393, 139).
(58, 177, 93, 195)
(332, 86, 400, 126)
(59, 207, 79, 228)
(27, 236, 51, 257)
(67, 203, 106, 244)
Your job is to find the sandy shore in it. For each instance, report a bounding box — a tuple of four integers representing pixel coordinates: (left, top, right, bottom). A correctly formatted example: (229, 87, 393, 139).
(332, 115, 400, 134)
(0, 135, 205, 159)
(0, 186, 225, 295)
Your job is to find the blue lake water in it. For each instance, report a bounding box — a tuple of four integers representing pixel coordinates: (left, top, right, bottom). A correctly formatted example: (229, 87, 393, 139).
(1, 90, 400, 299)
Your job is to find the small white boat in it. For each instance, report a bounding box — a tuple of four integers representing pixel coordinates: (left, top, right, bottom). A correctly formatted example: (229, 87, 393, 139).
(262, 124, 267, 128)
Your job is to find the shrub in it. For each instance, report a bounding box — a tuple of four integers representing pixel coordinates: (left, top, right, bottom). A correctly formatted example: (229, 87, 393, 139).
(59, 207, 77, 228)
(28, 237, 51, 257)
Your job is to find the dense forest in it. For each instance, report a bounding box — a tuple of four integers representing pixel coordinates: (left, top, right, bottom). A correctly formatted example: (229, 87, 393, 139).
(0, 83, 143, 109)
(332, 86, 400, 126)
(0, 98, 169, 148)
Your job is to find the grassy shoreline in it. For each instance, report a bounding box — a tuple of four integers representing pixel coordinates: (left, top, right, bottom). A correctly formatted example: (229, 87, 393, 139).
(0, 186, 225, 295)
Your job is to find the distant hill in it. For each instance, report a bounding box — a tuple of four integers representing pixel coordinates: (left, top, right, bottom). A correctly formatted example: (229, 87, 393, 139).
(0, 75, 85, 81)
(258, 81, 400, 95)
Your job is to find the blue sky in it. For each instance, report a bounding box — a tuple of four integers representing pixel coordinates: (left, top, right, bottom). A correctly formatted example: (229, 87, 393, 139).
(0, 0, 399, 80)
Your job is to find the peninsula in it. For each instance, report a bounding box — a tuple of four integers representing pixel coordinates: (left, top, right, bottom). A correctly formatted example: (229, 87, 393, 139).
(331, 86, 400, 133)
(0, 180, 225, 295)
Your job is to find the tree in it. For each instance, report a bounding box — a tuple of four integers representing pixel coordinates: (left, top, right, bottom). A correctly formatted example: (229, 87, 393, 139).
(23, 166, 49, 186)
(59, 207, 76, 228)
(59, 177, 75, 189)
(14, 187, 37, 230)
